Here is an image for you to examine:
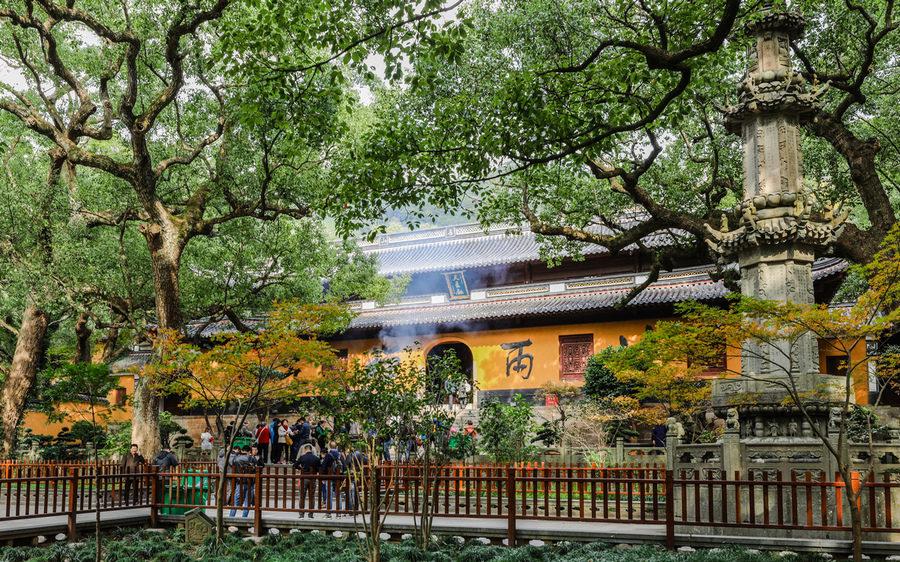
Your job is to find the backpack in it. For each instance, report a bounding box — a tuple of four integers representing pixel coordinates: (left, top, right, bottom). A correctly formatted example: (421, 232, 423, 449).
(329, 451, 346, 476)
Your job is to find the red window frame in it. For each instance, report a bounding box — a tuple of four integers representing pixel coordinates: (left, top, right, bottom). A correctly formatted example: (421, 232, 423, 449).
(559, 335, 593, 381)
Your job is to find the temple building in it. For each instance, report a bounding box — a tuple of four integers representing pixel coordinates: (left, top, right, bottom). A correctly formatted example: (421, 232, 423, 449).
(19, 220, 858, 441)
(332, 222, 854, 407)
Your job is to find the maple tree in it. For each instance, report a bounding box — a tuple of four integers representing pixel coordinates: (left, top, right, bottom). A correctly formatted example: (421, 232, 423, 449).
(144, 301, 353, 540)
(567, 395, 659, 465)
(312, 348, 468, 561)
(534, 380, 582, 449)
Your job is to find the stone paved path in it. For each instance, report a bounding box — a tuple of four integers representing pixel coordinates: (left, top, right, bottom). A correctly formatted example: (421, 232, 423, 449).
(2, 508, 896, 556)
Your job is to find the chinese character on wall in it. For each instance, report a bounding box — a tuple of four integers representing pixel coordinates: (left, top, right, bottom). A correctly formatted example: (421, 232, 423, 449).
(501, 339, 534, 379)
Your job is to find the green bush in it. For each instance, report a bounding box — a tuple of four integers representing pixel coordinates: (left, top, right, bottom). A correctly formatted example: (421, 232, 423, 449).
(478, 395, 539, 463)
(583, 346, 636, 400)
(7, 525, 846, 562)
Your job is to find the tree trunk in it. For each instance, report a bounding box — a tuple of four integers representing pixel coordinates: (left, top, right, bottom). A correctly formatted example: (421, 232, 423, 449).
(0, 306, 50, 458)
(807, 110, 894, 264)
(132, 227, 185, 457)
(215, 459, 228, 541)
(73, 312, 92, 364)
(143, 224, 185, 333)
(848, 488, 863, 562)
(100, 324, 120, 364)
(131, 376, 162, 457)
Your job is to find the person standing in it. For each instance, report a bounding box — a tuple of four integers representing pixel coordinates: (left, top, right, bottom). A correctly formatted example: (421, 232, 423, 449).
(292, 444, 321, 518)
(289, 418, 304, 462)
(270, 418, 282, 464)
(224, 421, 235, 445)
(229, 445, 254, 517)
(314, 421, 329, 452)
(398, 421, 413, 463)
(255, 423, 271, 464)
(218, 444, 240, 501)
(297, 417, 311, 446)
(320, 441, 345, 518)
(346, 446, 368, 512)
(121, 443, 145, 504)
(291, 417, 313, 461)
(217, 444, 235, 473)
(458, 379, 472, 407)
(445, 375, 457, 409)
(150, 446, 179, 504)
(250, 444, 263, 467)
(200, 427, 214, 457)
(380, 431, 392, 462)
(151, 446, 178, 471)
(278, 419, 294, 464)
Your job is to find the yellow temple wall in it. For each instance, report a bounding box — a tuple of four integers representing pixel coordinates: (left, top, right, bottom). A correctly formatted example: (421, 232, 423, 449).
(21, 373, 134, 438)
(331, 321, 871, 403)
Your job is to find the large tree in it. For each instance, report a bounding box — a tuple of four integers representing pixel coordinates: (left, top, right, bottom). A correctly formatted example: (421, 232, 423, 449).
(336, 0, 899, 291)
(0, 0, 464, 455)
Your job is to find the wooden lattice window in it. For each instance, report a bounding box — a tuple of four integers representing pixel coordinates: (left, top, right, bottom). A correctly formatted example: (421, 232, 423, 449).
(559, 335, 593, 381)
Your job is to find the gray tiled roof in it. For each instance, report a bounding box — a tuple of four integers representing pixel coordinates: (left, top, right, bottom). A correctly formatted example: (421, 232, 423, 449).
(184, 317, 265, 339)
(347, 258, 848, 329)
(348, 279, 722, 329)
(811, 257, 850, 282)
(363, 222, 678, 276)
(109, 352, 151, 374)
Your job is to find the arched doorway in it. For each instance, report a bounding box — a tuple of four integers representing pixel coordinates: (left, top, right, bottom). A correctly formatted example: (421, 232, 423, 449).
(426, 343, 474, 406)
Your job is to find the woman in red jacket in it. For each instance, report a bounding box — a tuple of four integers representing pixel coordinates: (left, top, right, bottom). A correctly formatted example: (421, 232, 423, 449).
(255, 423, 271, 464)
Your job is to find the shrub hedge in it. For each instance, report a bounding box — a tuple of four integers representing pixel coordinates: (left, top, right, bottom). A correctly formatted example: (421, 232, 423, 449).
(0, 527, 852, 562)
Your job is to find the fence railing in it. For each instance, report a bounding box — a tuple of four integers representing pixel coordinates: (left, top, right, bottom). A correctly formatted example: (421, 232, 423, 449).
(0, 460, 216, 479)
(674, 469, 900, 532)
(2, 462, 898, 549)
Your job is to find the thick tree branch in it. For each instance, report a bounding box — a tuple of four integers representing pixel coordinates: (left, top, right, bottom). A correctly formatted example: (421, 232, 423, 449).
(542, 0, 740, 75)
(153, 80, 225, 180)
(807, 108, 895, 236)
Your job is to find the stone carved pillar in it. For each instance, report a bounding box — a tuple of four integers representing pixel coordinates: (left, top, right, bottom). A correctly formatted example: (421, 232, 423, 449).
(707, 9, 848, 424)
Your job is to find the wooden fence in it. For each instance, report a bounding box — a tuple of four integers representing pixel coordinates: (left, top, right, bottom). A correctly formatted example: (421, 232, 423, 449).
(2, 462, 899, 548)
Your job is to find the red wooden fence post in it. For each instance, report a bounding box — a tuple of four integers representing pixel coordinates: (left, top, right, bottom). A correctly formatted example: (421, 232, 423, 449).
(254, 467, 262, 536)
(665, 469, 674, 550)
(67, 467, 79, 541)
(150, 465, 159, 528)
(506, 466, 516, 547)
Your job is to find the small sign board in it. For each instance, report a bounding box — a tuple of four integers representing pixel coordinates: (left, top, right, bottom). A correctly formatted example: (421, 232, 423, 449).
(185, 507, 214, 544)
(443, 271, 470, 300)
(867, 341, 880, 357)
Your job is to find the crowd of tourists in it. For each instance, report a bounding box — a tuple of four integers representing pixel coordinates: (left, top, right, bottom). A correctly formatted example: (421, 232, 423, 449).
(204, 416, 478, 466)
(114, 417, 478, 519)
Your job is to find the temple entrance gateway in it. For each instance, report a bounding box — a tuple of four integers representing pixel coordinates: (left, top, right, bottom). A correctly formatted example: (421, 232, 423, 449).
(426, 343, 474, 407)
